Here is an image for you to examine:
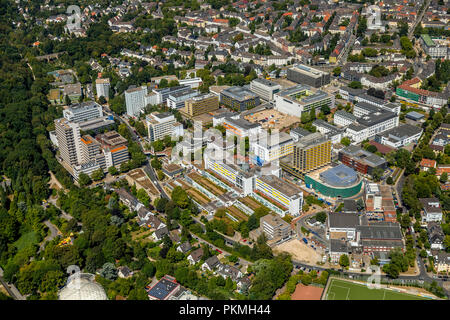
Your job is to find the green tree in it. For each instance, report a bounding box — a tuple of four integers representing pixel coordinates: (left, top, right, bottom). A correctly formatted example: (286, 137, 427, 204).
(78, 173, 92, 187)
(341, 137, 351, 146)
(91, 168, 104, 181)
(339, 254, 349, 268)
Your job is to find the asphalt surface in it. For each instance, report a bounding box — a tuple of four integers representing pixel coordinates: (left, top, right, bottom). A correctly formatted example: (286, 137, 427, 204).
(112, 110, 170, 200)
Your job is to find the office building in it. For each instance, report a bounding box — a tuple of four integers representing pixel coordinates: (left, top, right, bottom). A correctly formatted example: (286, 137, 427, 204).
(220, 86, 260, 111)
(396, 78, 448, 107)
(95, 78, 110, 100)
(312, 119, 344, 144)
(80, 135, 101, 164)
(420, 34, 448, 59)
(287, 64, 330, 88)
(261, 214, 293, 241)
(345, 102, 399, 143)
(293, 132, 331, 174)
(125, 86, 148, 116)
(96, 131, 130, 169)
(250, 131, 294, 165)
(274, 84, 334, 117)
(374, 123, 423, 148)
(255, 175, 303, 216)
(184, 93, 219, 117)
(54, 118, 82, 166)
(339, 145, 387, 176)
(204, 156, 255, 196)
(153, 85, 191, 105)
(250, 78, 282, 101)
(104, 145, 129, 169)
(167, 87, 199, 109)
(222, 116, 261, 138)
(146, 112, 184, 142)
(63, 101, 103, 123)
(333, 110, 357, 127)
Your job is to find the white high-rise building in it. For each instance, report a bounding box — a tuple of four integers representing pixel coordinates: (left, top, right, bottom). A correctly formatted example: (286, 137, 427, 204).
(250, 78, 282, 101)
(125, 86, 148, 116)
(95, 78, 110, 100)
(63, 101, 103, 123)
(54, 118, 82, 166)
(146, 112, 184, 142)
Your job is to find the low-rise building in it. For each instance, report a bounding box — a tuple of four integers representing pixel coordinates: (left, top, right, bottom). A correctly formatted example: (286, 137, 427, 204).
(374, 124, 423, 148)
(147, 275, 181, 300)
(338, 145, 387, 176)
(260, 214, 293, 243)
(419, 198, 443, 223)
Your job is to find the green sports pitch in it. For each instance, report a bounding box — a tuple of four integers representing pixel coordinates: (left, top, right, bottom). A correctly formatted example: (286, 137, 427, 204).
(324, 278, 433, 300)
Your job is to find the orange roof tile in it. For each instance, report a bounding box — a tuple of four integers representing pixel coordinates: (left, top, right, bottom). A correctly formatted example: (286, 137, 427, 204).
(111, 145, 126, 153)
(420, 159, 436, 168)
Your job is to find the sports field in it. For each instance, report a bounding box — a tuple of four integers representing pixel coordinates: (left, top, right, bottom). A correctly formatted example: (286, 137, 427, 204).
(324, 278, 432, 300)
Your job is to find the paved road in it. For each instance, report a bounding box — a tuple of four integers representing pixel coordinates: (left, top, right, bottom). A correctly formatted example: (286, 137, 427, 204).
(112, 110, 170, 200)
(38, 220, 61, 253)
(408, 0, 431, 39)
(0, 267, 25, 300)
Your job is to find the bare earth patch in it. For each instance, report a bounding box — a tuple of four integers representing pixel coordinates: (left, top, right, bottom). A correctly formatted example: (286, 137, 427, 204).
(273, 239, 322, 264)
(291, 284, 324, 300)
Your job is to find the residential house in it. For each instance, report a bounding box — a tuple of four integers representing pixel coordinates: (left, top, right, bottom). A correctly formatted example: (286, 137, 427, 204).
(201, 256, 221, 272)
(419, 198, 443, 223)
(187, 248, 204, 265)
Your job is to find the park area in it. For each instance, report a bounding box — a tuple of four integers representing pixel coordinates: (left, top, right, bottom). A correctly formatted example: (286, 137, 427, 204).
(324, 278, 434, 300)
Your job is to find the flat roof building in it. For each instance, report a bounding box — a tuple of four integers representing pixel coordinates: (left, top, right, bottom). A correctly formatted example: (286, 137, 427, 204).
(287, 64, 331, 88)
(63, 101, 103, 123)
(146, 112, 184, 142)
(184, 93, 219, 117)
(292, 132, 332, 174)
(250, 78, 282, 101)
(220, 86, 260, 111)
(338, 145, 387, 176)
(274, 84, 334, 117)
(374, 123, 423, 148)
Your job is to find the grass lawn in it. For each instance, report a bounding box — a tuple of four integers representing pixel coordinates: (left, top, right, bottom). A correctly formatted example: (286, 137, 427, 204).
(325, 278, 432, 300)
(13, 231, 39, 251)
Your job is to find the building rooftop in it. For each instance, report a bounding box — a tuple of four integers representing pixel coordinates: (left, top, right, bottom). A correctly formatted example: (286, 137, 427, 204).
(357, 224, 402, 240)
(405, 111, 425, 121)
(258, 174, 301, 197)
(252, 78, 281, 87)
(221, 86, 258, 101)
(224, 116, 260, 131)
(320, 164, 359, 188)
(289, 64, 328, 78)
(328, 212, 359, 229)
(377, 123, 423, 143)
(340, 145, 387, 167)
(147, 276, 180, 300)
(295, 132, 329, 149)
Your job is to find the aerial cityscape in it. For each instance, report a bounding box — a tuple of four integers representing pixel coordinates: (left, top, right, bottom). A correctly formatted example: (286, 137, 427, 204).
(1, 0, 450, 304)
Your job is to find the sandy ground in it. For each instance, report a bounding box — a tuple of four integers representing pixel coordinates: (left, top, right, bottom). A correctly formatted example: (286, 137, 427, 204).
(291, 284, 324, 300)
(273, 239, 323, 264)
(0, 285, 10, 297)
